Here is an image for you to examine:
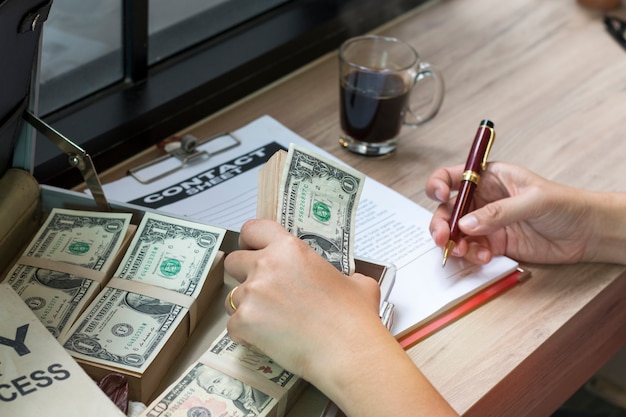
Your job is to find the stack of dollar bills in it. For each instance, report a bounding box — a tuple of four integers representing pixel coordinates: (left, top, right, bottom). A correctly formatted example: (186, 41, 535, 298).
(2, 208, 134, 341)
(0, 283, 126, 417)
(257, 143, 364, 275)
(60, 212, 226, 403)
(140, 329, 307, 417)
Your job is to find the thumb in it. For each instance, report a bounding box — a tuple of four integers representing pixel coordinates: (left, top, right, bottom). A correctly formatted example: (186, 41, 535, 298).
(348, 273, 382, 309)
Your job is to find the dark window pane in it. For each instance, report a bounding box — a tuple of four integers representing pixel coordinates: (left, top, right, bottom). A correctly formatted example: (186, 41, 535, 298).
(148, 0, 289, 64)
(39, 0, 123, 114)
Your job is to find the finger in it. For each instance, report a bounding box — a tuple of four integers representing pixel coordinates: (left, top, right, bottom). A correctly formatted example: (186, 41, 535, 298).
(224, 250, 256, 283)
(225, 316, 251, 347)
(425, 165, 464, 202)
(238, 219, 290, 250)
(429, 204, 453, 247)
(458, 192, 540, 236)
(464, 241, 493, 264)
(449, 237, 469, 258)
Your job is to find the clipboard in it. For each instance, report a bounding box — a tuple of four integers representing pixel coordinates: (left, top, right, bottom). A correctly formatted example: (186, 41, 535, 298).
(128, 132, 242, 184)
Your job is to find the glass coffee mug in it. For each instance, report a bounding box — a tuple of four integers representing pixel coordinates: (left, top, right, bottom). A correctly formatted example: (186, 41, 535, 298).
(338, 35, 444, 156)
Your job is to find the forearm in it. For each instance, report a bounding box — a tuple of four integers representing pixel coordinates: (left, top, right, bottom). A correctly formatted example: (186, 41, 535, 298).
(584, 191, 626, 265)
(308, 319, 458, 417)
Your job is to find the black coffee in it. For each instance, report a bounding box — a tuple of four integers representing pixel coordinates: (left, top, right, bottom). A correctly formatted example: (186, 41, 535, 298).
(340, 71, 409, 143)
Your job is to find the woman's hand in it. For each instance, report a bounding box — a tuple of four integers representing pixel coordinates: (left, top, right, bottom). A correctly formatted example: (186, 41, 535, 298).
(224, 219, 382, 379)
(427, 162, 600, 264)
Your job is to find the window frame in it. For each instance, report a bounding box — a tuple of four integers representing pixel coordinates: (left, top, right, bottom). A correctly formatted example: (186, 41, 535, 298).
(35, 0, 430, 188)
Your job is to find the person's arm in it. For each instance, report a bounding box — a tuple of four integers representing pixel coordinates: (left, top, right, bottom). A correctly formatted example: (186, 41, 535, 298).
(309, 318, 457, 417)
(225, 219, 458, 417)
(427, 162, 626, 265)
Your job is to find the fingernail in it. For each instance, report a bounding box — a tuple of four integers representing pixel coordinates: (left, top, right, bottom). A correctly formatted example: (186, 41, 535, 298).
(477, 248, 490, 263)
(434, 189, 445, 202)
(458, 214, 478, 230)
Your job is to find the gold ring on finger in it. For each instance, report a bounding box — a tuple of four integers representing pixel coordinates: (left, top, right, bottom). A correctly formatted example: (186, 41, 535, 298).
(228, 286, 239, 312)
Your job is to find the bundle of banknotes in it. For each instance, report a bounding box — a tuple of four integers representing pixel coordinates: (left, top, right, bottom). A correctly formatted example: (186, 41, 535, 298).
(139, 144, 365, 417)
(2, 208, 134, 340)
(257, 143, 364, 275)
(60, 211, 226, 403)
(140, 330, 306, 417)
(0, 207, 227, 404)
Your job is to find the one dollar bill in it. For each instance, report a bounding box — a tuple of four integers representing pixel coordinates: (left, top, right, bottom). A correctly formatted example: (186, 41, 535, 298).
(114, 212, 225, 297)
(277, 143, 364, 275)
(5, 264, 100, 339)
(62, 286, 187, 374)
(21, 208, 132, 272)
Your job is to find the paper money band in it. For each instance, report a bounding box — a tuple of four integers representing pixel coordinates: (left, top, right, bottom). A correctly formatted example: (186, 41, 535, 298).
(107, 277, 199, 334)
(199, 350, 289, 417)
(17, 256, 108, 285)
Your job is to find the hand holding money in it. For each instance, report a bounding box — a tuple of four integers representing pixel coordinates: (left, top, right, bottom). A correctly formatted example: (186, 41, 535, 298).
(143, 144, 371, 416)
(224, 219, 382, 379)
(257, 144, 364, 275)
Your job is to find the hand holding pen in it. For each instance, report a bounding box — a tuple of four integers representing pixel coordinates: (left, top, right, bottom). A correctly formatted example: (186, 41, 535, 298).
(442, 120, 495, 267)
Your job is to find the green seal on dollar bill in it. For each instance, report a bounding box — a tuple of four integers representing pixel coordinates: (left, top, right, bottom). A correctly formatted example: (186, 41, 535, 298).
(312, 201, 331, 222)
(160, 258, 182, 277)
(68, 241, 90, 255)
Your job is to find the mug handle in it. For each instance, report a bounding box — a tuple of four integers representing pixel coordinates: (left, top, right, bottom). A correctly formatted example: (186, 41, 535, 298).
(403, 61, 445, 126)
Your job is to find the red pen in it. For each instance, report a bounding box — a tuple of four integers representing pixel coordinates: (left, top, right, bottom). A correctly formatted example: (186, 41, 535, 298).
(442, 120, 495, 267)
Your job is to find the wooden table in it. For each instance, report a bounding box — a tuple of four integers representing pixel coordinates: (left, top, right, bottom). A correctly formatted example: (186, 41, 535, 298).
(95, 0, 626, 415)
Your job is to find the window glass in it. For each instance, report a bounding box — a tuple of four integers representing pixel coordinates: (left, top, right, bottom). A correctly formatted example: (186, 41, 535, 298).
(39, 0, 123, 115)
(37, 0, 289, 115)
(148, 0, 288, 64)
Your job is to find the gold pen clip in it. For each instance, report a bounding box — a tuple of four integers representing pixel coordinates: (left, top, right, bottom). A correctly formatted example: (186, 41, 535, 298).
(481, 126, 496, 171)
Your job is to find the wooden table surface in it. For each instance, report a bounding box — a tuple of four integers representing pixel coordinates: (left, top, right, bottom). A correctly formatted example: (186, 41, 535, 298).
(96, 0, 626, 415)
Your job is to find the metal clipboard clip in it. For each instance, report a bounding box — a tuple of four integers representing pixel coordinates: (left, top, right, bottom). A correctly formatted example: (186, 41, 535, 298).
(128, 132, 241, 184)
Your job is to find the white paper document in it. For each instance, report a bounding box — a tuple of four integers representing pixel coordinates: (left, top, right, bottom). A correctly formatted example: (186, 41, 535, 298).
(100, 115, 519, 337)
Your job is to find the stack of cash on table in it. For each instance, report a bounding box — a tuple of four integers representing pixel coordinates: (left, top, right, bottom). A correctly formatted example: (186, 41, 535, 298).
(2, 209, 134, 341)
(1, 142, 365, 415)
(140, 329, 306, 417)
(1, 208, 226, 404)
(60, 212, 226, 403)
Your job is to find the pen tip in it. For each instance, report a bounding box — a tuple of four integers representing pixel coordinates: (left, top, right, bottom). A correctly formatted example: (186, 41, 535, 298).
(442, 240, 455, 268)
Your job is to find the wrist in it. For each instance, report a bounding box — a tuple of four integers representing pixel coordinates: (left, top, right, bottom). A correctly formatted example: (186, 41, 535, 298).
(303, 312, 385, 390)
(306, 317, 457, 416)
(585, 191, 626, 265)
